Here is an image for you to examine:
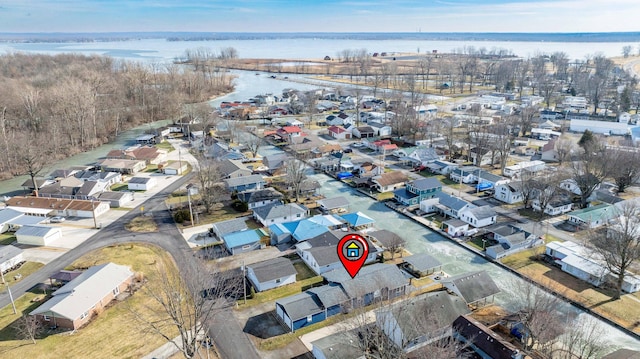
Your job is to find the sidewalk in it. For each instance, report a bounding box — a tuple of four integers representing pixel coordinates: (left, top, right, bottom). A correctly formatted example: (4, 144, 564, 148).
(298, 311, 376, 351)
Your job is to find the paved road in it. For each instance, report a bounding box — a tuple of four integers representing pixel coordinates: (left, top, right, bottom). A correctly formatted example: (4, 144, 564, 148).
(0, 172, 260, 359)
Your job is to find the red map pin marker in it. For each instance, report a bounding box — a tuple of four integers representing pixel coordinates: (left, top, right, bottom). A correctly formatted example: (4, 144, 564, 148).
(337, 233, 369, 278)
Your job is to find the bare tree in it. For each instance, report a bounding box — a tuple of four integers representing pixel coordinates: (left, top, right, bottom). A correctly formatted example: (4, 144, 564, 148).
(193, 154, 229, 214)
(590, 201, 640, 300)
(285, 157, 307, 203)
(244, 131, 263, 160)
(531, 173, 568, 219)
(607, 147, 640, 193)
(518, 170, 538, 209)
(18, 140, 47, 197)
(554, 137, 575, 165)
(571, 138, 609, 208)
(384, 232, 406, 260)
(557, 315, 611, 359)
(130, 260, 241, 359)
(623, 45, 633, 58)
(13, 314, 42, 345)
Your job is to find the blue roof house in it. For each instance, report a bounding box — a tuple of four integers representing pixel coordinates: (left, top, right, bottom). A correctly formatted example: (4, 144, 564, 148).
(222, 229, 267, 255)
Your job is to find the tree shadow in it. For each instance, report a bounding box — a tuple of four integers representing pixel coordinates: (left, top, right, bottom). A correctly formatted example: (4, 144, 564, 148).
(243, 310, 286, 339)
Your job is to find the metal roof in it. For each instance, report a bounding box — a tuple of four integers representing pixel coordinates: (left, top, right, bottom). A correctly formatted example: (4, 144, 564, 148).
(15, 225, 61, 238)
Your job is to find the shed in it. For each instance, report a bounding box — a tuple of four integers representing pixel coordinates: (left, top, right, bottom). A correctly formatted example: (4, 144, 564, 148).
(15, 225, 63, 246)
(442, 270, 500, 308)
(128, 177, 157, 191)
(0, 245, 24, 272)
(222, 229, 266, 255)
(401, 253, 442, 277)
(98, 191, 135, 208)
(246, 257, 297, 292)
(162, 161, 188, 175)
(316, 196, 350, 214)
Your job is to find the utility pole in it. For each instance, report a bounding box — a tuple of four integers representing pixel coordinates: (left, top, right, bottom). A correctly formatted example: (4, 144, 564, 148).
(187, 186, 195, 227)
(0, 269, 16, 314)
(91, 197, 98, 229)
(242, 261, 247, 305)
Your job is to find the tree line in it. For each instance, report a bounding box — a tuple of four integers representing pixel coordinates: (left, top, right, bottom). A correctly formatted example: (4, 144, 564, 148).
(0, 52, 233, 180)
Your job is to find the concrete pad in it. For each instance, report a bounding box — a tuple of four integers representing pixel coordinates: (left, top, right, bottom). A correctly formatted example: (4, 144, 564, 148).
(21, 247, 67, 264)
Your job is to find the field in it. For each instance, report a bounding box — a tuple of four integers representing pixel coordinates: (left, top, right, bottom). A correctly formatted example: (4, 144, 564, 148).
(0, 244, 178, 359)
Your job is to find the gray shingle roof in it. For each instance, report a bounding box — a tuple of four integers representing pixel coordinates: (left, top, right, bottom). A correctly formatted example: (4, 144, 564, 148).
(253, 203, 307, 221)
(276, 292, 324, 322)
(410, 177, 442, 191)
(212, 218, 248, 236)
(403, 253, 442, 272)
(224, 174, 265, 188)
(218, 159, 250, 176)
(308, 246, 340, 266)
(323, 263, 409, 298)
(15, 225, 60, 238)
(444, 270, 501, 304)
(311, 329, 363, 359)
(317, 196, 350, 210)
(247, 257, 296, 283)
(237, 188, 283, 204)
(307, 285, 349, 308)
(466, 205, 497, 220)
(474, 170, 504, 184)
(435, 192, 473, 211)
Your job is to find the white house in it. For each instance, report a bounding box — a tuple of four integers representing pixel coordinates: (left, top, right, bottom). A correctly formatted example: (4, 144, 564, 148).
(0, 245, 24, 272)
(128, 177, 157, 191)
(494, 182, 524, 204)
(15, 225, 63, 246)
(253, 203, 309, 227)
(570, 119, 634, 136)
(531, 190, 573, 216)
(560, 178, 600, 196)
(449, 166, 479, 184)
(485, 224, 543, 260)
(368, 121, 392, 137)
(459, 206, 498, 228)
(246, 257, 297, 292)
(327, 125, 351, 140)
(502, 160, 546, 178)
(162, 161, 188, 175)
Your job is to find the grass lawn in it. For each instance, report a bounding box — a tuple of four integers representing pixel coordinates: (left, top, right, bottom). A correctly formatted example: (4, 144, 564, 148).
(502, 247, 640, 334)
(144, 164, 159, 173)
(124, 215, 158, 232)
(185, 206, 249, 228)
(3, 262, 44, 284)
(155, 141, 175, 152)
(292, 260, 316, 281)
(0, 234, 16, 246)
(110, 183, 129, 192)
(376, 192, 394, 201)
(0, 244, 177, 359)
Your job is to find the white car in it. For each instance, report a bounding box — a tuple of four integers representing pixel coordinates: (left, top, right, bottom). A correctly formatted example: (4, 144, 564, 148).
(50, 216, 66, 223)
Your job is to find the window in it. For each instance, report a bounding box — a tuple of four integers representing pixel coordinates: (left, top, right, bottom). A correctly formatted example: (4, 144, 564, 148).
(113, 286, 120, 296)
(307, 315, 313, 322)
(43, 315, 50, 321)
(275, 279, 281, 283)
(80, 311, 88, 320)
(296, 214, 301, 218)
(242, 245, 251, 250)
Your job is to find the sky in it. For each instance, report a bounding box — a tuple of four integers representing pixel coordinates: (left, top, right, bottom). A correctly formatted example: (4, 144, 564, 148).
(1, 0, 639, 33)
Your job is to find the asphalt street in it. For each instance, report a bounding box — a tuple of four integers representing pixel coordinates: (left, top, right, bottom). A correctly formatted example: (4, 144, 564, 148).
(0, 171, 260, 359)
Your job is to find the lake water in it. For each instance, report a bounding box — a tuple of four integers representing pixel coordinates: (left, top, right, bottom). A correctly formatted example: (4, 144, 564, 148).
(0, 38, 634, 63)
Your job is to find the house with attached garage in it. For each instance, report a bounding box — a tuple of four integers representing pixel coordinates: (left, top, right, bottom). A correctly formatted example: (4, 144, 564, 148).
(376, 291, 470, 352)
(253, 202, 309, 227)
(98, 159, 146, 175)
(351, 126, 375, 139)
(224, 174, 266, 192)
(269, 217, 332, 245)
(97, 191, 135, 208)
(424, 160, 458, 175)
(484, 223, 544, 260)
(237, 188, 283, 210)
(393, 177, 443, 207)
(459, 205, 498, 228)
(222, 228, 268, 255)
(211, 218, 248, 239)
(0, 245, 24, 272)
(371, 171, 409, 193)
(442, 271, 500, 308)
(218, 159, 252, 179)
(30, 263, 134, 330)
(327, 125, 351, 140)
(246, 257, 297, 292)
(420, 192, 475, 219)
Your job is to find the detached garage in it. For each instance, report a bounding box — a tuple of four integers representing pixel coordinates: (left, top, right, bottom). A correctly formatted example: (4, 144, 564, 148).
(0, 245, 24, 272)
(128, 177, 157, 191)
(16, 225, 63, 246)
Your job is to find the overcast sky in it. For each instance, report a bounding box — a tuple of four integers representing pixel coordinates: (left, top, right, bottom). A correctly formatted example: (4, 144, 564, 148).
(1, 0, 639, 33)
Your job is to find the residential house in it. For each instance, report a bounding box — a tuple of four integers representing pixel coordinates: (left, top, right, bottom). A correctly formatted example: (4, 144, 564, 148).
(473, 170, 509, 190)
(424, 160, 458, 175)
(377, 292, 470, 351)
(442, 271, 500, 308)
(276, 287, 345, 332)
(224, 174, 266, 193)
(0, 245, 24, 272)
(323, 263, 409, 307)
(30, 263, 134, 330)
(408, 147, 442, 167)
(313, 144, 343, 158)
(420, 192, 475, 219)
(246, 257, 297, 292)
(355, 162, 384, 178)
(401, 253, 442, 278)
(48, 168, 79, 180)
(540, 139, 559, 162)
(16, 225, 63, 246)
(567, 203, 616, 229)
(98, 159, 146, 175)
(453, 315, 524, 359)
(442, 219, 470, 237)
(262, 153, 289, 176)
(485, 223, 544, 260)
(162, 161, 188, 175)
(128, 177, 157, 191)
(352, 126, 375, 138)
(325, 113, 354, 126)
(21, 178, 56, 193)
(545, 241, 640, 293)
(0, 208, 45, 233)
(469, 147, 497, 166)
(106, 146, 167, 165)
(368, 121, 392, 137)
(503, 160, 546, 178)
(218, 159, 252, 179)
(449, 166, 480, 184)
(205, 141, 246, 161)
(327, 126, 351, 140)
(97, 191, 135, 208)
(560, 177, 600, 196)
(276, 126, 303, 143)
(75, 171, 122, 187)
(212, 218, 248, 239)
(222, 228, 268, 255)
(316, 196, 350, 214)
(311, 330, 365, 359)
(269, 216, 334, 245)
(237, 188, 283, 210)
(6, 196, 110, 218)
(459, 206, 498, 228)
(394, 177, 443, 207)
(135, 134, 158, 144)
(253, 202, 309, 227)
(531, 189, 573, 216)
(372, 172, 408, 193)
(365, 139, 397, 154)
(494, 182, 524, 204)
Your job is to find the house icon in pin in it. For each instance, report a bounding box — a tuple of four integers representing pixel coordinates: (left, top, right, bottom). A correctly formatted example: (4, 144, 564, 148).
(346, 242, 360, 258)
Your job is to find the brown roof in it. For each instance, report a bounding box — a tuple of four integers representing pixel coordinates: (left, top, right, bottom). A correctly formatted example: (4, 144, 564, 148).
(374, 171, 408, 187)
(106, 146, 162, 161)
(317, 144, 343, 153)
(6, 196, 103, 211)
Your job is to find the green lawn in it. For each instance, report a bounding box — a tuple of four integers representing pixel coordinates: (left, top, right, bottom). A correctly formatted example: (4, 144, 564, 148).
(292, 260, 316, 281)
(3, 262, 44, 284)
(0, 233, 16, 245)
(144, 164, 159, 173)
(155, 141, 175, 152)
(237, 276, 323, 308)
(110, 183, 128, 192)
(377, 192, 394, 201)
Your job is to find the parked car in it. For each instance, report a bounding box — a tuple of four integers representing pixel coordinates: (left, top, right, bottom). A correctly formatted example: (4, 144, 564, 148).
(50, 216, 66, 223)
